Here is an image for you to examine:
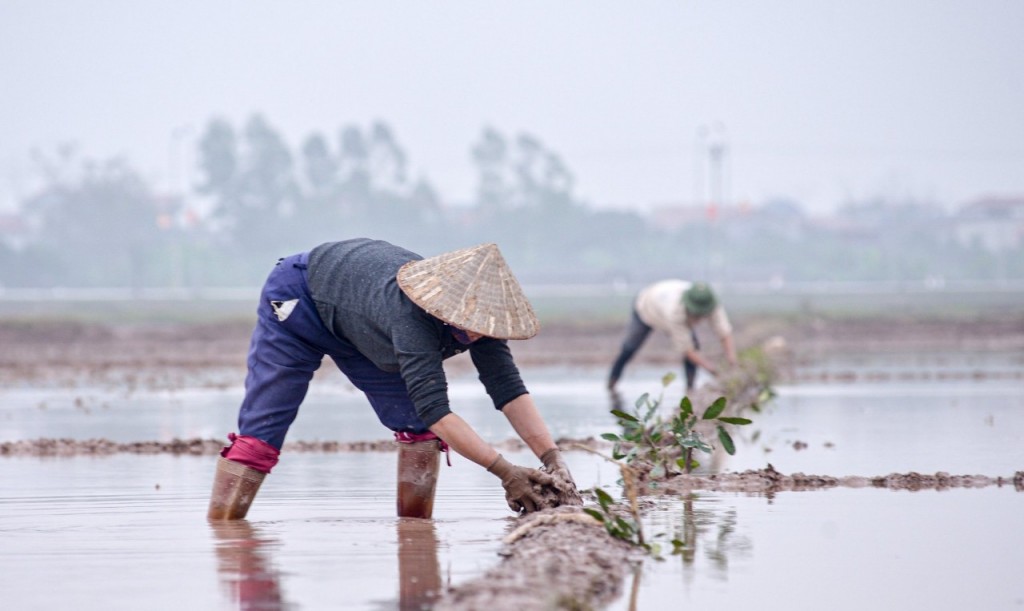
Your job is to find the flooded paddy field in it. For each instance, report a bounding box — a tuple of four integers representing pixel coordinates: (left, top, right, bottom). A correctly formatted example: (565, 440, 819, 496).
(2, 318, 1023, 610)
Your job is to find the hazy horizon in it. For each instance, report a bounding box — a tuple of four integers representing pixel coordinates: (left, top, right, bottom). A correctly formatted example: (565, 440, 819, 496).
(2, 1, 1022, 214)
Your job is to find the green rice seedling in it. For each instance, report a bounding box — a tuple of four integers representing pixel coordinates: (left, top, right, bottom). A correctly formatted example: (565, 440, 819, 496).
(603, 373, 753, 476)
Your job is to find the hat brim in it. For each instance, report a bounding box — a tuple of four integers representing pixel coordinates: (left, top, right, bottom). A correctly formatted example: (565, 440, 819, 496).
(397, 244, 540, 340)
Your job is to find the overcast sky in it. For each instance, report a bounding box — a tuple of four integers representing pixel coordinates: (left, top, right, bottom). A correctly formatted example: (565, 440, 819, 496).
(1, 1, 1022, 214)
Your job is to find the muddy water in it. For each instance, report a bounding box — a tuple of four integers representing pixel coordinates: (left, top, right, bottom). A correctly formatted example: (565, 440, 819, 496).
(2, 352, 1022, 609)
(3, 449, 602, 610)
(615, 487, 1024, 610)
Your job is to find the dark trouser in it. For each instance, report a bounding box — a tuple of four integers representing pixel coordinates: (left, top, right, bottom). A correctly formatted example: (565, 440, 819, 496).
(237, 253, 430, 450)
(608, 308, 700, 390)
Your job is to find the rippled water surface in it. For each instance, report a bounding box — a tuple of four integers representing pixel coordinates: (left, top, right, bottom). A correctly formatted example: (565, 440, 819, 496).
(2, 353, 1022, 609)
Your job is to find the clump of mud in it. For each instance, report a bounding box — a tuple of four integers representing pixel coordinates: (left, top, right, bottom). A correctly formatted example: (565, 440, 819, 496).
(528, 481, 578, 512)
(530, 469, 585, 512)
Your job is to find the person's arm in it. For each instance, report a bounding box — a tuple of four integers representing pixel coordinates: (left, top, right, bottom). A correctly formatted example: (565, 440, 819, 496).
(428, 393, 560, 465)
(429, 408, 556, 513)
(684, 347, 719, 376)
(721, 333, 738, 366)
(710, 306, 737, 366)
(501, 393, 583, 507)
(499, 393, 558, 459)
(428, 412, 499, 468)
(467, 341, 582, 509)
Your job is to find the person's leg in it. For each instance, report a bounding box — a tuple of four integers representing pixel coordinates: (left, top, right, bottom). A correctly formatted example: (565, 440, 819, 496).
(236, 259, 327, 450)
(210, 255, 326, 520)
(393, 434, 442, 519)
(608, 308, 652, 389)
(328, 353, 444, 518)
(330, 354, 429, 433)
(683, 329, 701, 391)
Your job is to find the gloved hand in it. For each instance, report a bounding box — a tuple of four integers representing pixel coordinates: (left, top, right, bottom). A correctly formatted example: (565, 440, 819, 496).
(540, 448, 583, 506)
(487, 454, 555, 514)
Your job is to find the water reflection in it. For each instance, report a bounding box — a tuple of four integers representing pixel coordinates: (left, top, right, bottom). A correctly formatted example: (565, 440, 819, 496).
(210, 521, 292, 611)
(396, 519, 443, 610)
(624, 566, 642, 611)
(684, 491, 749, 573)
(673, 494, 751, 578)
(210, 518, 444, 611)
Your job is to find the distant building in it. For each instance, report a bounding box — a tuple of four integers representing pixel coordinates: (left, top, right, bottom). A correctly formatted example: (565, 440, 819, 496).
(648, 199, 807, 244)
(952, 197, 1024, 253)
(648, 202, 712, 232)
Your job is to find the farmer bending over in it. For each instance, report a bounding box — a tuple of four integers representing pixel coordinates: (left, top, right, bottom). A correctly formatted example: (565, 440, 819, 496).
(208, 239, 582, 520)
(607, 280, 737, 392)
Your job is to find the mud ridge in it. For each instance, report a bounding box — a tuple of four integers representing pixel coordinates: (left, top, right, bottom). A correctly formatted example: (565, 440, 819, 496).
(434, 506, 644, 611)
(0, 436, 537, 457)
(4, 437, 1018, 493)
(655, 464, 1024, 494)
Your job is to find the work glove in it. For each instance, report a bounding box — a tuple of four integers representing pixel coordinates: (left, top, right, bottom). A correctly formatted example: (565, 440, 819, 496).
(540, 448, 584, 506)
(487, 454, 555, 514)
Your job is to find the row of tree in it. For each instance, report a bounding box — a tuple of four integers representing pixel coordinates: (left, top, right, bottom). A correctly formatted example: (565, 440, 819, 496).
(0, 115, 1019, 289)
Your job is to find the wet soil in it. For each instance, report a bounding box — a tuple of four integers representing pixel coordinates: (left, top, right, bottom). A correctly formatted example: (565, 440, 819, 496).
(2, 314, 1022, 389)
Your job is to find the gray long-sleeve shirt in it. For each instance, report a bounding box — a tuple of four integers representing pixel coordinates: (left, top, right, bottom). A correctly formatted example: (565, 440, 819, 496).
(307, 238, 528, 427)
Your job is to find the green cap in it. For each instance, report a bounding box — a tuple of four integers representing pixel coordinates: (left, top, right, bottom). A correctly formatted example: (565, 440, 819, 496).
(682, 282, 717, 316)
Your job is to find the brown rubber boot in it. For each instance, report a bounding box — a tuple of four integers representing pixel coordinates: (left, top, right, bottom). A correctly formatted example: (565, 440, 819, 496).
(396, 439, 441, 519)
(207, 457, 266, 520)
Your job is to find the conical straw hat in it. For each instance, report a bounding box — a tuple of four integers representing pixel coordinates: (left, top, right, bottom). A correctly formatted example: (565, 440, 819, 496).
(397, 243, 540, 339)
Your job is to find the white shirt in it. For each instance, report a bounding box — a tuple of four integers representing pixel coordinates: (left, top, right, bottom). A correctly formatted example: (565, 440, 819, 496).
(634, 280, 732, 353)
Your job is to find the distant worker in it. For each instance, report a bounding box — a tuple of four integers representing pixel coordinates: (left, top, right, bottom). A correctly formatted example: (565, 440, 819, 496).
(608, 280, 737, 392)
(207, 239, 582, 521)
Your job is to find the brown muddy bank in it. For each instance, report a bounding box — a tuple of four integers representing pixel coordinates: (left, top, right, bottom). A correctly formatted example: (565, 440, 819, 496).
(2, 314, 1022, 389)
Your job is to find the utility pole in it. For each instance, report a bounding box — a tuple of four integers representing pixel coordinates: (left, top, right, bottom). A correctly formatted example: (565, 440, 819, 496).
(695, 122, 728, 280)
